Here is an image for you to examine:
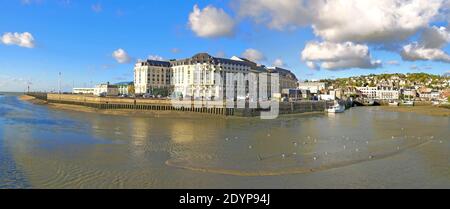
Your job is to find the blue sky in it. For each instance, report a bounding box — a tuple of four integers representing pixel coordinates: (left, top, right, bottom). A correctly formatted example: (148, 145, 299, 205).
(0, 0, 449, 92)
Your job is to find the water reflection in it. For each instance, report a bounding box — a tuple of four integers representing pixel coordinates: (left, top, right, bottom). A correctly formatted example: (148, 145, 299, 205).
(0, 93, 449, 188)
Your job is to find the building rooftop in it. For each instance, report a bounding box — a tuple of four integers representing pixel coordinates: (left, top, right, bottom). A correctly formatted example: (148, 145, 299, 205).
(142, 53, 298, 80)
(115, 81, 133, 86)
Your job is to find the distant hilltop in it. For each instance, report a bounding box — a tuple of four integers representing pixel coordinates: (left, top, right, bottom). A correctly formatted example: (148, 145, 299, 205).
(317, 73, 450, 90)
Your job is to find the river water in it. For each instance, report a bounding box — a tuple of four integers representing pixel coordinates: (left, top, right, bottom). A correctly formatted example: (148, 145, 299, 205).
(0, 93, 449, 188)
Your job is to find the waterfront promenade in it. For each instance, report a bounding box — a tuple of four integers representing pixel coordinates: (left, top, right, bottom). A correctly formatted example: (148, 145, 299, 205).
(26, 93, 332, 117)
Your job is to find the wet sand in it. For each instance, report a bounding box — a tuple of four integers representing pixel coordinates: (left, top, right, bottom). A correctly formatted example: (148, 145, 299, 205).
(381, 106, 450, 117)
(18, 95, 48, 105)
(4, 94, 450, 188)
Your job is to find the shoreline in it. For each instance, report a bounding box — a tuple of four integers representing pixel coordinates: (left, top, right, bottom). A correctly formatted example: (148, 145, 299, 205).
(19, 95, 227, 119)
(19, 95, 48, 105)
(18, 95, 325, 119)
(380, 105, 450, 117)
(20, 95, 449, 118)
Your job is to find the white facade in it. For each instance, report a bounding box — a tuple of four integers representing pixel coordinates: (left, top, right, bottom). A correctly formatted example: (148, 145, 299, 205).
(376, 89, 400, 100)
(171, 57, 252, 100)
(116, 82, 133, 95)
(133, 53, 297, 100)
(403, 89, 417, 98)
(94, 83, 119, 96)
(298, 82, 326, 94)
(134, 60, 172, 95)
(356, 87, 378, 99)
(318, 94, 335, 101)
(420, 91, 441, 100)
(73, 88, 95, 95)
(357, 87, 399, 100)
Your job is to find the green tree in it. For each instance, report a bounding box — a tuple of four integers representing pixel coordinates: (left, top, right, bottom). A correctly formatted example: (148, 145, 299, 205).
(128, 85, 135, 95)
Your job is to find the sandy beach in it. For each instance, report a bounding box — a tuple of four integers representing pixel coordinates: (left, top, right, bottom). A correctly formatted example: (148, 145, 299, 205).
(18, 95, 48, 105)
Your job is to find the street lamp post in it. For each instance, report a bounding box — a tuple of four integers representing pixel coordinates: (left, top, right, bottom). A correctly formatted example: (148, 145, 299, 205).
(58, 72, 62, 94)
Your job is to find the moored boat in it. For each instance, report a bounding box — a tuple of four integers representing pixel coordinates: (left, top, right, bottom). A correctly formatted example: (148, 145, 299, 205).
(327, 101, 345, 113)
(388, 101, 399, 106)
(402, 101, 414, 106)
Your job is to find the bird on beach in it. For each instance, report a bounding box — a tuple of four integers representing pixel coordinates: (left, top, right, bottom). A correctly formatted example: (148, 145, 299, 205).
(248, 145, 252, 149)
(257, 155, 263, 161)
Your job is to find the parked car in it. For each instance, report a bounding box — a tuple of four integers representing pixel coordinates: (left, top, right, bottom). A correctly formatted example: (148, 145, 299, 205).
(143, 93, 153, 99)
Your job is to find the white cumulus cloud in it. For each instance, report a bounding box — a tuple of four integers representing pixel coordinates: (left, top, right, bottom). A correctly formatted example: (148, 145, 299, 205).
(1, 32, 35, 48)
(232, 0, 448, 69)
(148, 55, 164, 61)
(234, 0, 312, 30)
(306, 61, 320, 71)
(242, 48, 266, 63)
(419, 26, 450, 49)
(311, 0, 443, 43)
(301, 41, 382, 70)
(235, 0, 444, 43)
(273, 58, 285, 67)
(188, 4, 236, 38)
(112, 48, 132, 64)
(401, 43, 450, 63)
(401, 26, 450, 63)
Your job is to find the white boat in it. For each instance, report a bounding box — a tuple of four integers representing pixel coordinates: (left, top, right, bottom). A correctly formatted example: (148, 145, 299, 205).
(327, 102, 345, 113)
(402, 101, 414, 106)
(388, 101, 399, 106)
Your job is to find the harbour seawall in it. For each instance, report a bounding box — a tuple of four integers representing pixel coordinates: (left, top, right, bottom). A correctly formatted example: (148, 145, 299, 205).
(26, 93, 332, 117)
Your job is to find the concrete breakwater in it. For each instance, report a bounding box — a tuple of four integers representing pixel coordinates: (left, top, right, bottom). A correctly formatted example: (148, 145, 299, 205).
(26, 93, 332, 117)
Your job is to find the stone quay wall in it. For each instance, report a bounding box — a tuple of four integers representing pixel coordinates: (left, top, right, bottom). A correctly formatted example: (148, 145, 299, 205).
(27, 93, 331, 117)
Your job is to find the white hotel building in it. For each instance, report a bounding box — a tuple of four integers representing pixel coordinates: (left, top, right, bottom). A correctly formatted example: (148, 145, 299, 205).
(134, 53, 297, 100)
(356, 86, 400, 100)
(134, 60, 172, 95)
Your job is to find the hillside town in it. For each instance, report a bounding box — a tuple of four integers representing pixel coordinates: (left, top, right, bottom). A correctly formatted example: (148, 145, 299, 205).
(312, 73, 450, 104)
